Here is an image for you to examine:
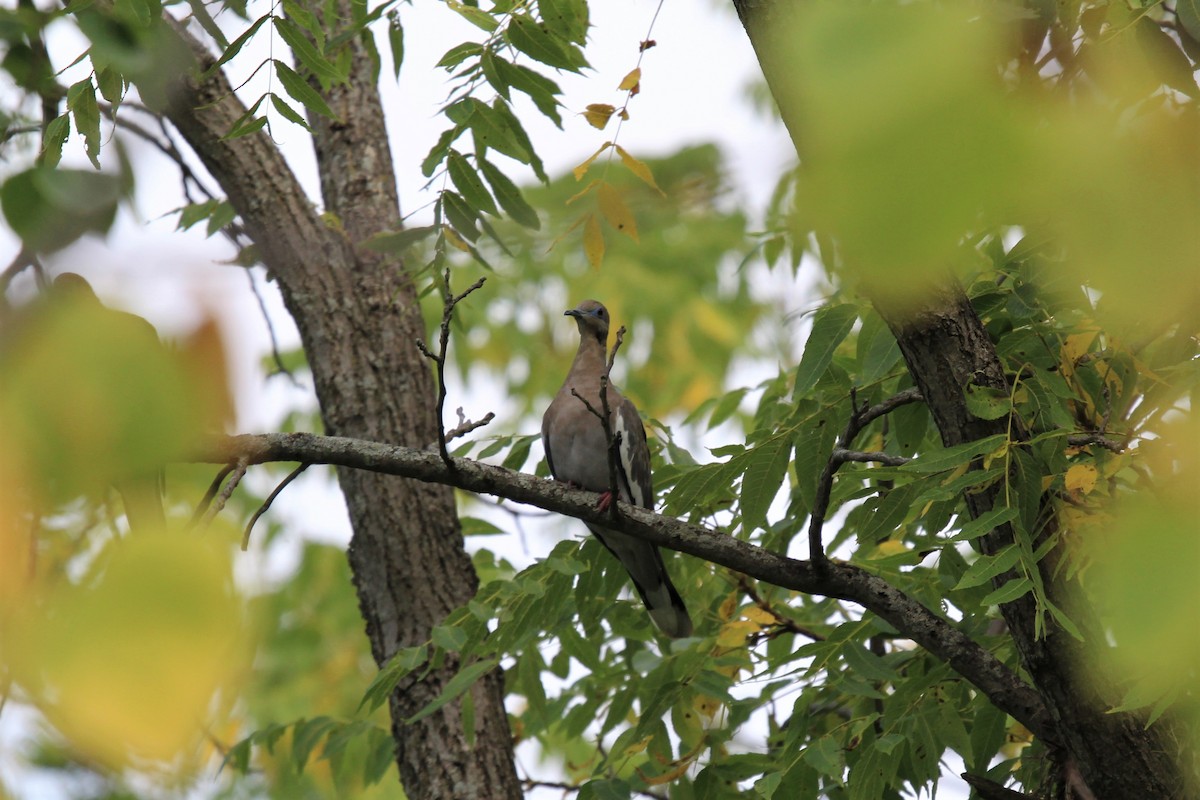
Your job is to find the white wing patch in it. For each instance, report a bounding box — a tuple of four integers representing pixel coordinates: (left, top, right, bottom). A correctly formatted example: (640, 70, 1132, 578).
(613, 408, 643, 507)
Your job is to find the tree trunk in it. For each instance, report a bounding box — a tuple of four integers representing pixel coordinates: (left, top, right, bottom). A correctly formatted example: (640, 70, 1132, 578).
(156, 11, 521, 798)
(732, 2, 1184, 796)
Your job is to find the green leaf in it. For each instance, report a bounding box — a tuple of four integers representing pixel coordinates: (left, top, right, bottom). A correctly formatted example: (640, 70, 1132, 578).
(497, 58, 563, 126)
(431, 624, 468, 652)
(488, 99, 547, 181)
(708, 387, 747, 430)
(538, 0, 589, 45)
(460, 517, 506, 536)
(363, 225, 438, 255)
(436, 41, 483, 70)
(67, 79, 101, 169)
(274, 17, 345, 85)
(273, 59, 337, 119)
(1, 168, 121, 252)
(387, 13, 404, 78)
(206, 13, 271, 77)
(269, 92, 312, 130)
(448, 0, 498, 32)
(857, 481, 922, 544)
(740, 436, 792, 532)
(41, 115, 70, 169)
(505, 13, 585, 72)
(964, 382, 1012, 420)
(979, 576, 1033, 606)
(953, 544, 1021, 590)
(795, 303, 858, 396)
(224, 114, 268, 139)
(951, 505, 1018, 542)
(480, 49, 510, 100)
(359, 644, 428, 712)
(467, 99, 530, 164)
(405, 657, 499, 724)
(291, 716, 336, 770)
(442, 190, 481, 242)
(447, 151, 499, 216)
(95, 67, 126, 106)
(479, 158, 540, 229)
(1179, 0, 1200, 43)
(578, 779, 632, 800)
(185, 0, 228, 49)
(900, 434, 1007, 474)
(422, 126, 464, 177)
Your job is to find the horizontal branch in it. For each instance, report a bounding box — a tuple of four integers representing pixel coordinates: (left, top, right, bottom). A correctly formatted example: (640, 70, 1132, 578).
(196, 431, 1057, 744)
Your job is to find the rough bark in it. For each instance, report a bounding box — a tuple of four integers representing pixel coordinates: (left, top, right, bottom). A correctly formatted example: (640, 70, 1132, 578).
(154, 12, 520, 799)
(732, 2, 1184, 796)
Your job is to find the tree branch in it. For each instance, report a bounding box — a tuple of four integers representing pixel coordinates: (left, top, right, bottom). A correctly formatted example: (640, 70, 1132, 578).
(193, 430, 1057, 744)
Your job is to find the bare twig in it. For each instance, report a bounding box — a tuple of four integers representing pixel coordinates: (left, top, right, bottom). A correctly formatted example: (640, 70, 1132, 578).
(193, 457, 248, 527)
(188, 462, 236, 529)
(606, 324, 626, 374)
(0, 249, 45, 301)
(809, 388, 924, 569)
(735, 573, 826, 641)
(416, 268, 486, 465)
(242, 462, 309, 550)
(570, 379, 623, 520)
(1066, 432, 1126, 454)
(831, 448, 911, 467)
(445, 411, 495, 442)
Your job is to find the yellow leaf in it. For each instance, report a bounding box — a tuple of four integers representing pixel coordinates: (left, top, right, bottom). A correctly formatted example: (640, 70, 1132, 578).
(643, 757, 693, 785)
(615, 146, 664, 194)
(583, 214, 605, 268)
(716, 619, 758, 648)
(618, 108, 630, 120)
(623, 734, 652, 757)
(717, 592, 739, 621)
(618, 67, 641, 91)
(582, 103, 616, 129)
(1065, 463, 1099, 495)
(873, 539, 908, 558)
(566, 178, 599, 206)
(545, 211, 591, 254)
(572, 142, 612, 181)
(741, 606, 776, 626)
(597, 181, 638, 242)
(443, 225, 470, 252)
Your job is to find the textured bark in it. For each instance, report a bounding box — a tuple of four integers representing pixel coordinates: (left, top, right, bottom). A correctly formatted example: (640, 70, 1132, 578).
(155, 12, 520, 799)
(732, 2, 1184, 796)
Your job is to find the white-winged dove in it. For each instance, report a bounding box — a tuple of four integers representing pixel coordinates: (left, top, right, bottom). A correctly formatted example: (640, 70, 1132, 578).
(541, 300, 693, 638)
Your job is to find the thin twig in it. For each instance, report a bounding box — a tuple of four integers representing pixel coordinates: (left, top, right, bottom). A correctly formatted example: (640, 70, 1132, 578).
(416, 268, 487, 465)
(247, 268, 300, 386)
(809, 387, 925, 569)
(1066, 432, 1126, 454)
(832, 448, 911, 467)
(242, 463, 309, 550)
(187, 463, 236, 529)
(445, 411, 495, 442)
(201, 457, 248, 527)
(0, 248, 44, 301)
(606, 324, 626, 374)
(735, 573, 825, 640)
(570, 380, 623, 520)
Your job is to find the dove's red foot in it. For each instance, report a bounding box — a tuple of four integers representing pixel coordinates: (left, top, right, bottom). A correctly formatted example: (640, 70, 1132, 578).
(596, 491, 614, 512)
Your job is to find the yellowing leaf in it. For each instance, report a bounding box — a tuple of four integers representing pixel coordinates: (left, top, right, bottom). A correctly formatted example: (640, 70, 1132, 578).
(583, 213, 605, 268)
(7, 532, 249, 767)
(616, 144, 664, 195)
(443, 224, 470, 251)
(571, 142, 612, 181)
(1065, 463, 1099, 495)
(582, 103, 616, 129)
(717, 592, 739, 621)
(623, 734, 652, 757)
(873, 540, 909, 558)
(618, 67, 641, 91)
(597, 181, 638, 242)
(643, 757, 693, 785)
(716, 619, 758, 648)
(741, 606, 776, 626)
